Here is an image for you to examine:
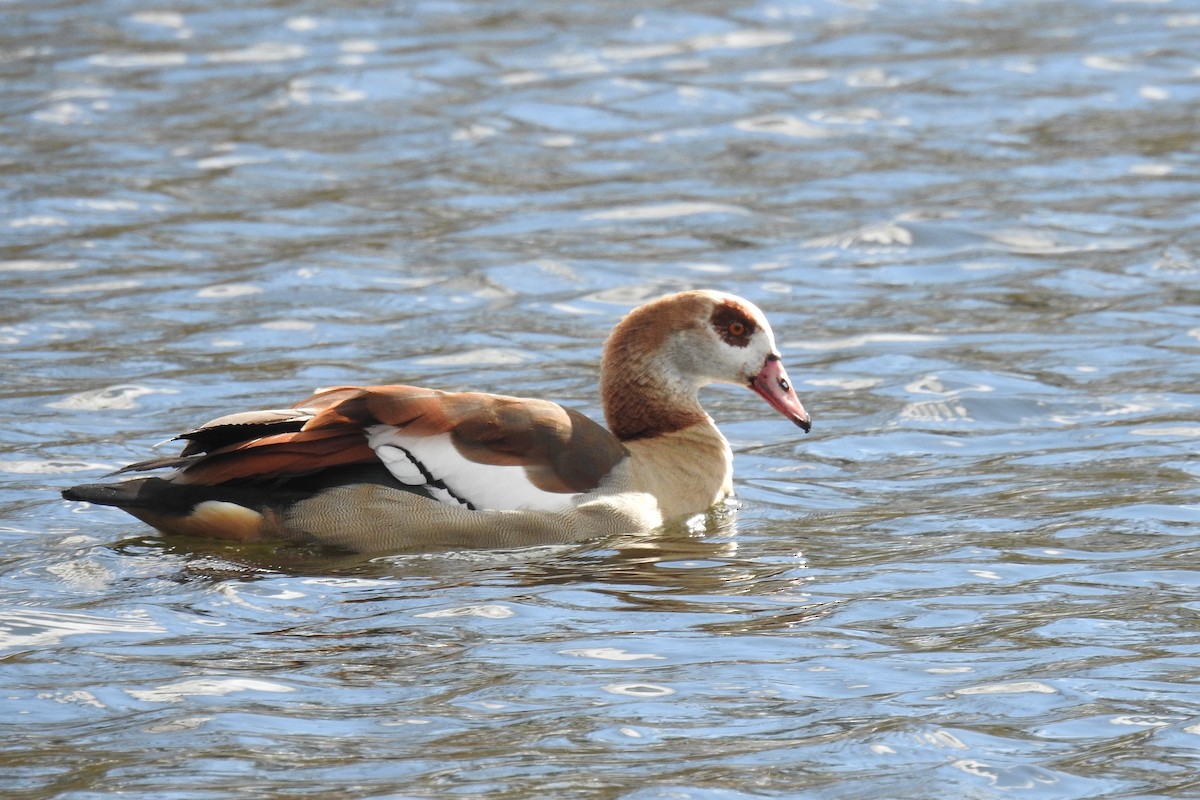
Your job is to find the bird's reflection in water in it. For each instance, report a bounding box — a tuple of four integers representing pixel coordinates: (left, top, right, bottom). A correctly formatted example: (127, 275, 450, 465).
(109, 499, 812, 606)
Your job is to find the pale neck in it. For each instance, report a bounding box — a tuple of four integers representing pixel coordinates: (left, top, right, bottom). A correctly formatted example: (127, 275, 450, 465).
(623, 422, 734, 519)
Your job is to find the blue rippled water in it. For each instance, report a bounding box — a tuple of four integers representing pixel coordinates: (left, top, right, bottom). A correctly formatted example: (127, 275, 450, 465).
(3, 0, 1199, 797)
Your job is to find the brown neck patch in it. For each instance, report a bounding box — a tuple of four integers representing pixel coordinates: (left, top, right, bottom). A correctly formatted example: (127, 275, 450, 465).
(599, 291, 712, 442)
(605, 394, 708, 441)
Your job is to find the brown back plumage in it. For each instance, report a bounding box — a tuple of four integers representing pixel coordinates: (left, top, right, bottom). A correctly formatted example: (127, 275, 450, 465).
(153, 385, 627, 494)
(301, 385, 629, 493)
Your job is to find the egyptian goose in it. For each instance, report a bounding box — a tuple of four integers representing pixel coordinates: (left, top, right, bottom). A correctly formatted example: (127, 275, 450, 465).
(62, 290, 811, 553)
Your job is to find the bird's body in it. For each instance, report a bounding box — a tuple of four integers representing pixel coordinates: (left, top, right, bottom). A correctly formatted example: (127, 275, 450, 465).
(62, 290, 811, 553)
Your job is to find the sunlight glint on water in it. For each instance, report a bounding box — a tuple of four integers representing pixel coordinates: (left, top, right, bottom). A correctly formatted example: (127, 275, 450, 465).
(2, 0, 1199, 797)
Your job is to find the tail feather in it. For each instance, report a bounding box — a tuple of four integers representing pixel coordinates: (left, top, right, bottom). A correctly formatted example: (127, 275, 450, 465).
(63, 479, 274, 542)
(64, 463, 416, 513)
(63, 479, 269, 517)
(62, 481, 149, 507)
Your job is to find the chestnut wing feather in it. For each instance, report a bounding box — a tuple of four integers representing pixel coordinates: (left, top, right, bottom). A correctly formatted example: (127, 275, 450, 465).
(174, 428, 377, 485)
(154, 385, 627, 495)
(301, 385, 628, 494)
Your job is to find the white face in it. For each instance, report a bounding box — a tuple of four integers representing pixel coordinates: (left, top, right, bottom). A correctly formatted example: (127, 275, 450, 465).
(693, 292, 811, 431)
(717, 323, 779, 387)
(665, 293, 780, 390)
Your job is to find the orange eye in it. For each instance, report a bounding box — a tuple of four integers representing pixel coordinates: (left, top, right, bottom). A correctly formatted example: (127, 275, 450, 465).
(728, 321, 746, 337)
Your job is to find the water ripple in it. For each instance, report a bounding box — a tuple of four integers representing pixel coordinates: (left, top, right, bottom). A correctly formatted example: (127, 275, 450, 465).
(3, 0, 1199, 797)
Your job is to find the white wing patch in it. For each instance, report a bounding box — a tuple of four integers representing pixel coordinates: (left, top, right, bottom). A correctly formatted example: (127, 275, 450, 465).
(366, 425, 581, 513)
(374, 444, 427, 486)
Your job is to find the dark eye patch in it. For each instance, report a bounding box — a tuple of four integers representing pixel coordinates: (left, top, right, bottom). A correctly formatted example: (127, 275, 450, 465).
(710, 303, 756, 348)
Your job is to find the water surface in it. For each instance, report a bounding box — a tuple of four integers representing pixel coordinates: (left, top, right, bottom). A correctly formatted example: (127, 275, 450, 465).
(3, 0, 1200, 797)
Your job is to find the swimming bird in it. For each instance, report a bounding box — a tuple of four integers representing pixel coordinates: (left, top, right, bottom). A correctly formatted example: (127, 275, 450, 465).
(62, 290, 811, 553)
